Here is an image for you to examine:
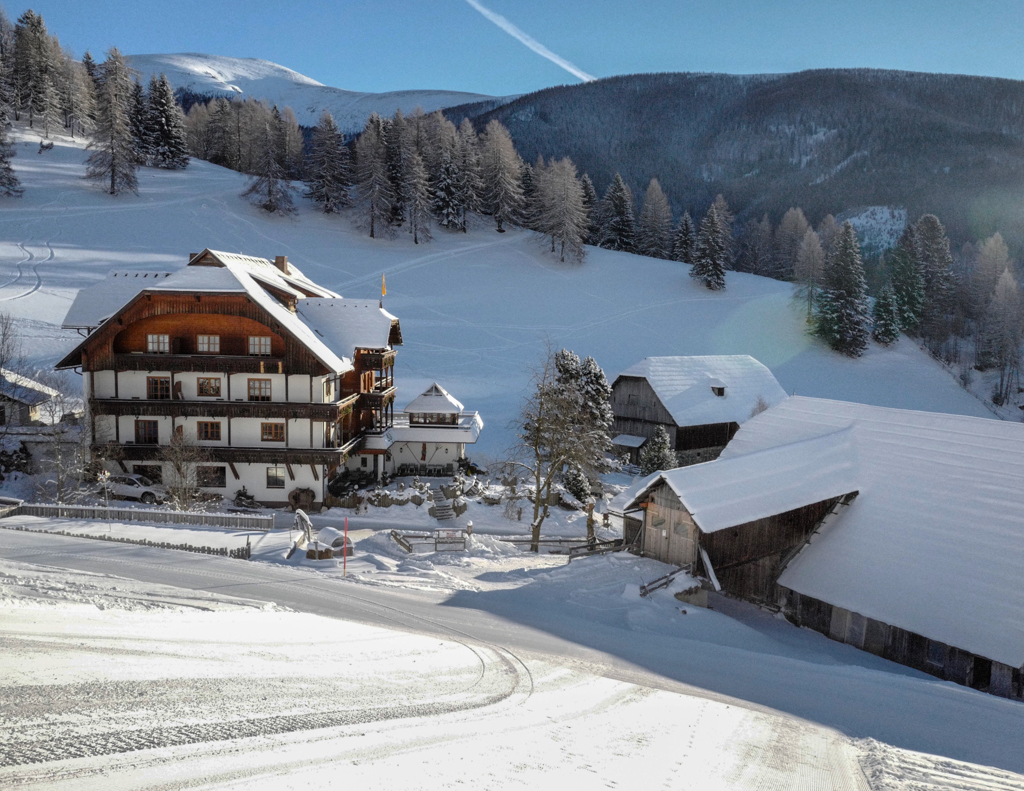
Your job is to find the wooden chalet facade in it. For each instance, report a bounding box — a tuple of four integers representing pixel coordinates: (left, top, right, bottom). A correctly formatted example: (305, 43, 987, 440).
(625, 397, 1024, 703)
(611, 356, 787, 466)
(58, 249, 404, 508)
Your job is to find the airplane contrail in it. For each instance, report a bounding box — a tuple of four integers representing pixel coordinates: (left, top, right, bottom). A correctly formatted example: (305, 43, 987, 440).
(463, 0, 596, 83)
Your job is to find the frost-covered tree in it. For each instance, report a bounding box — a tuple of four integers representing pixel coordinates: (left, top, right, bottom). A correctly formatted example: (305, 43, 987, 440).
(562, 464, 590, 504)
(304, 110, 350, 212)
(872, 284, 900, 346)
(454, 118, 482, 231)
(971, 232, 1011, 319)
(280, 106, 303, 177)
(579, 172, 597, 244)
(80, 50, 97, 83)
(58, 48, 95, 138)
(815, 221, 871, 357)
(0, 10, 16, 124)
(355, 112, 394, 238)
(692, 206, 726, 290)
(85, 48, 138, 195)
(128, 80, 149, 164)
(13, 10, 60, 132)
(405, 149, 432, 244)
(521, 157, 539, 228)
(597, 173, 636, 252)
(241, 121, 294, 215)
(432, 150, 462, 230)
(479, 119, 524, 232)
(915, 213, 955, 350)
(794, 227, 825, 322)
(146, 74, 188, 169)
(986, 268, 1023, 404)
(817, 214, 839, 258)
(636, 178, 672, 259)
(775, 207, 810, 280)
(737, 214, 774, 275)
(384, 110, 408, 227)
(889, 225, 925, 333)
(640, 425, 675, 476)
(0, 121, 21, 196)
(534, 157, 587, 263)
(712, 194, 735, 268)
(671, 211, 696, 264)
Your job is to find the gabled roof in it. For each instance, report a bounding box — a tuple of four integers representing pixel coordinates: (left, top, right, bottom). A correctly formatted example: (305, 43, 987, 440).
(614, 355, 787, 427)
(624, 427, 858, 532)
(403, 383, 464, 414)
(296, 299, 401, 358)
(62, 271, 174, 329)
(0, 369, 59, 406)
(713, 397, 1024, 667)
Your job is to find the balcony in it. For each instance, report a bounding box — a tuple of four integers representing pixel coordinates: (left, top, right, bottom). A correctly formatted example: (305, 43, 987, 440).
(94, 442, 355, 465)
(359, 349, 397, 370)
(113, 353, 285, 375)
(359, 385, 396, 411)
(90, 393, 359, 422)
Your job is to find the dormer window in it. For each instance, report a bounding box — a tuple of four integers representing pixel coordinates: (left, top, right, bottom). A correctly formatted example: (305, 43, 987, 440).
(712, 386, 725, 397)
(709, 378, 727, 397)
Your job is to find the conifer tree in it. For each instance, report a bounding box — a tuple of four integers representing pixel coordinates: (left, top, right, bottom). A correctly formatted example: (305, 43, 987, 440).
(521, 157, 538, 228)
(13, 11, 58, 131)
(354, 112, 394, 238)
(384, 110, 408, 226)
(128, 80, 149, 164)
(775, 207, 811, 280)
(579, 173, 597, 244)
(80, 50, 97, 83)
(432, 150, 462, 230)
(712, 194, 735, 268)
(0, 10, 15, 125)
(241, 121, 294, 215)
(146, 74, 188, 169)
(889, 225, 925, 333)
(637, 178, 673, 259)
(737, 214, 774, 275)
(58, 50, 95, 138)
(640, 425, 676, 476)
(304, 110, 350, 212)
(872, 284, 900, 346)
(405, 149, 432, 244)
(597, 173, 636, 252)
(692, 206, 726, 290)
(534, 157, 587, 263)
(479, 119, 524, 232)
(815, 221, 871, 357)
(915, 213, 955, 349)
(986, 268, 1023, 404)
(671, 211, 695, 263)
(85, 48, 138, 195)
(562, 465, 590, 504)
(0, 122, 22, 197)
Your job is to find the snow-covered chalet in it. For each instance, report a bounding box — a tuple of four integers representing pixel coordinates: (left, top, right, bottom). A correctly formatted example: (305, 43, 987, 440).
(610, 355, 787, 466)
(624, 396, 1024, 702)
(57, 249, 482, 508)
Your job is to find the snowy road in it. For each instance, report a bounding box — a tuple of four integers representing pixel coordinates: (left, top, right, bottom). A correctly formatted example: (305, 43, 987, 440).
(3, 532, 1024, 790)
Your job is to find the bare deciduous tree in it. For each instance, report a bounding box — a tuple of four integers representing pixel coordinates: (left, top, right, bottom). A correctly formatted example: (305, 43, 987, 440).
(160, 431, 211, 511)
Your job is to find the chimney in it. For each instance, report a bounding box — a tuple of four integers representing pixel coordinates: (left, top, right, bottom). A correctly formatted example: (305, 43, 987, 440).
(274, 255, 289, 274)
(188, 252, 198, 262)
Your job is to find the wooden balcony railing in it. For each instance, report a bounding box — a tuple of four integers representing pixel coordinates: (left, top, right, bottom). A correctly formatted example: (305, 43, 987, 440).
(113, 354, 285, 374)
(358, 349, 397, 370)
(90, 392, 359, 421)
(94, 442, 355, 465)
(359, 386, 396, 410)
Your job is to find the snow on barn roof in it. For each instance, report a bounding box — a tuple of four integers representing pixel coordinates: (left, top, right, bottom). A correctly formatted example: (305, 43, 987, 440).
(615, 355, 787, 427)
(624, 427, 859, 532)
(724, 396, 1024, 667)
(0, 368, 59, 406)
(612, 434, 647, 448)
(403, 383, 464, 414)
(62, 271, 174, 329)
(296, 300, 399, 358)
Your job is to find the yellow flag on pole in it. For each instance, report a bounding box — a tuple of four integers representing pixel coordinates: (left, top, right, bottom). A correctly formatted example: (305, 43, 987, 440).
(382, 273, 386, 297)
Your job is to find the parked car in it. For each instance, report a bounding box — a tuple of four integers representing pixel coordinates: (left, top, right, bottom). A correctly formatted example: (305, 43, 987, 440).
(99, 474, 166, 505)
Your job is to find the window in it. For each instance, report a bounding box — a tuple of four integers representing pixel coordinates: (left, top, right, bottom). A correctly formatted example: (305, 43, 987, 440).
(248, 378, 271, 401)
(197, 377, 221, 397)
(410, 412, 457, 425)
(197, 466, 227, 488)
(197, 335, 220, 354)
(360, 456, 368, 468)
(197, 421, 221, 441)
(133, 465, 162, 484)
(147, 376, 171, 400)
(261, 422, 285, 442)
(266, 466, 286, 489)
(248, 336, 272, 356)
(134, 420, 159, 444)
(147, 334, 170, 353)
(421, 442, 427, 461)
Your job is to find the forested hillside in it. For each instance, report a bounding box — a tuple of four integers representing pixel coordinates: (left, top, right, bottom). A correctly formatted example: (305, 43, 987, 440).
(452, 69, 1024, 253)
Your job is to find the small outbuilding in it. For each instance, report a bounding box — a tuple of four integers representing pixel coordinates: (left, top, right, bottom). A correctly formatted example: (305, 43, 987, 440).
(610, 355, 787, 466)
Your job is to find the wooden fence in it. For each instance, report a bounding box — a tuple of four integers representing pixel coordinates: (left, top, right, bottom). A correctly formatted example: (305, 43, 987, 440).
(0, 523, 252, 559)
(0, 502, 274, 531)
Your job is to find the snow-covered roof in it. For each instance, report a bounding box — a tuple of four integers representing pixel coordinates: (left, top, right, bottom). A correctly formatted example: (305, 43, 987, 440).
(62, 271, 174, 329)
(607, 470, 662, 516)
(389, 412, 483, 445)
(720, 396, 1024, 667)
(624, 427, 859, 532)
(614, 355, 787, 427)
(296, 299, 398, 357)
(612, 434, 647, 448)
(403, 383, 464, 414)
(0, 368, 59, 406)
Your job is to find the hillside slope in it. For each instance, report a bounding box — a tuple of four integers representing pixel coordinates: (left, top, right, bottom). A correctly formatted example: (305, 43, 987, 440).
(126, 53, 509, 130)
(0, 127, 996, 456)
(453, 69, 1024, 252)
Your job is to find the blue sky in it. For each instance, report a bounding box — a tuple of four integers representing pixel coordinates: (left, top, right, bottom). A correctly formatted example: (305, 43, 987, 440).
(25, 0, 1024, 96)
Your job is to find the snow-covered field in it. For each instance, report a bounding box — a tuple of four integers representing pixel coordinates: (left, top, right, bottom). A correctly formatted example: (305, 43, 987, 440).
(0, 127, 997, 460)
(125, 53, 507, 130)
(3, 538, 1024, 789)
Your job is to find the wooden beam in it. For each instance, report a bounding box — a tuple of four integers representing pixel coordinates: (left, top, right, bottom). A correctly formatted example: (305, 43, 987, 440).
(228, 461, 240, 480)
(117, 460, 128, 473)
(309, 463, 319, 481)
(285, 462, 295, 481)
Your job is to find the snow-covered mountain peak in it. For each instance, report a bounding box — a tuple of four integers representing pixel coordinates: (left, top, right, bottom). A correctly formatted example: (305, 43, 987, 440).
(125, 52, 507, 130)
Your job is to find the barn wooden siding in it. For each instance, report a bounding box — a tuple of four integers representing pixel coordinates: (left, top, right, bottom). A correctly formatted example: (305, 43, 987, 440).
(782, 588, 1024, 702)
(642, 486, 699, 567)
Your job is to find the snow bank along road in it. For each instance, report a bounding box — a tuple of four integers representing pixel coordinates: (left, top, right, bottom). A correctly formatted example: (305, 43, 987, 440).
(2, 532, 1023, 791)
